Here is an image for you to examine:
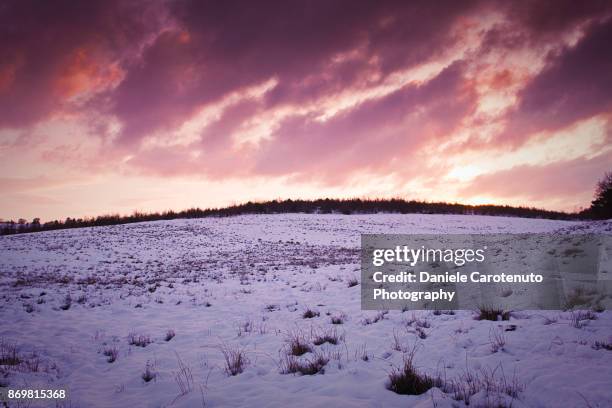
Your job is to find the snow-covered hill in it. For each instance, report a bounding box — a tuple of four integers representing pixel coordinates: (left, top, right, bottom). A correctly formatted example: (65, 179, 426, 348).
(1, 214, 611, 407)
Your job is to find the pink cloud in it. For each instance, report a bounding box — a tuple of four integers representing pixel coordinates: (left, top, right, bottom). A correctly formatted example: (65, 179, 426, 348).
(459, 151, 612, 203)
(2, 0, 612, 218)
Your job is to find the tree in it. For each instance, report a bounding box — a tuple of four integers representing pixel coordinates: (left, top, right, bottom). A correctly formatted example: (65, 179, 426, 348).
(590, 171, 612, 219)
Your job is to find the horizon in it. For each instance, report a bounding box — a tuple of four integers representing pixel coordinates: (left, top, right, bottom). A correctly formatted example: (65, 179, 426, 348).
(2, 1, 612, 220)
(1, 196, 575, 225)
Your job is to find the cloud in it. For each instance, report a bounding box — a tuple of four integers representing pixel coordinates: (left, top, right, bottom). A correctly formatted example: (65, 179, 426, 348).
(497, 17, 612, 145)
(2, 0, 612, 218)
(459, 151, 612, 203)
(110, 0, 481, 146)
(0, 0, 166, 128)
(253, 62, 476, 182)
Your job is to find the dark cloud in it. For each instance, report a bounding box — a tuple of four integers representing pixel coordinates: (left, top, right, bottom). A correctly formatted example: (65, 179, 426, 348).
(1, 0, 611, 205)
(112, 0, 480, 145)
(0, 0, 165, 128)
(498, 18, 612, 144)
(503, 0, 611, 37)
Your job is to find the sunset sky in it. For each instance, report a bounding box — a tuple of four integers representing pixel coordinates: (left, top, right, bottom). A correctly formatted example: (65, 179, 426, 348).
(1, 0, 611, 221)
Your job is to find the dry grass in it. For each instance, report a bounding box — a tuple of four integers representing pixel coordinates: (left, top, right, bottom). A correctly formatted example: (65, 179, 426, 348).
(330, 314, 346, 325)
(0, 340, 21, 366)
(173, 353, 194, 396)
(355, 343, 370, 362)
(103, 346, 119, 363)
(476, 306, 510, 321)
(312, 327, 341, 346)
(489, 327, 506, 353)
(362, 310, 388, 325)
(387, 348, 443, 395)
(142, 360, 156, 383)
(221, 345, 249, 376)
(286, 331, 312, 356)
(280, 352, 329, 376)
(0, 339, 48, 375)
(570, 310, 597, 328)
(446, 364, 523, 405)
(128, 332, 152, 347)
(302, 308, 320, 319)
(592, 341, 612, 351)
(60, 294, 72, 310)
(165, 329, 176, 342)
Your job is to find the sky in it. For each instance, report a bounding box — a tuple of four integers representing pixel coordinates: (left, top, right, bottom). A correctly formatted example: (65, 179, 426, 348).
(1, 0, 612, 221)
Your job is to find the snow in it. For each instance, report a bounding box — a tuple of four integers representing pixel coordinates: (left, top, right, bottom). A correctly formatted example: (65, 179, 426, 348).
(1, 214, 611, 407)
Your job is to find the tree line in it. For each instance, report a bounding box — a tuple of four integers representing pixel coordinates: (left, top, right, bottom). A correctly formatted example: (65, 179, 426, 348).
(2, 171, 610, 236)
(0, 198, 581, 236)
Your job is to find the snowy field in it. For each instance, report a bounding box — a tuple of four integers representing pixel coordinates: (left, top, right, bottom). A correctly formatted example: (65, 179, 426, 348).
(1, 214, 611, 408)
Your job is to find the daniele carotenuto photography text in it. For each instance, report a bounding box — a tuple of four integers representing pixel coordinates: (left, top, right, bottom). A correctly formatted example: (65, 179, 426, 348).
(1, 1, 612, 407)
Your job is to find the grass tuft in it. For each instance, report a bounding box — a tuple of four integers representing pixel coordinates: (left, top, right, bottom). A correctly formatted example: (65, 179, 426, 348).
(128, 332, 152, 347)
(387, 350, 442, 395)
(103, 346, 119, 363)
(165, 329, 176, 342)
(221, 345, 248, 376)
(476, 306, 510, 321)
(302, 308, 320, 319)
(286, 331, 312, 356)
(142, 361, 156, 382)
(280, 353, 329, 375)
(312, 328, 341, 346)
